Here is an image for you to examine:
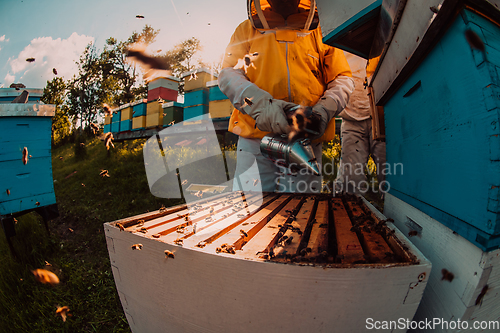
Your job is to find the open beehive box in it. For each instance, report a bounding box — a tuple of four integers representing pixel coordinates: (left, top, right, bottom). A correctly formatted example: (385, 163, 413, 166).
(105, 192, 431, 333)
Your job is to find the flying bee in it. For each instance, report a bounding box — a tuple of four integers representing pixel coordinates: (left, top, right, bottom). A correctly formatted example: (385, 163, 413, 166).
(136, 14, 145, 19)
(55, 306, 72, 322)
(253, 179, 260, 186)
(68, 228, 74, 233)
(99, 169, 110, 178)
(22, 147, 29, 165)
(181, 179, 188, 185)
(408, 230, 418, 237)
(164, 250, 175, 259)
(475, 285, 488, 306)
(31, 269, 60, 285)
(131, 243, 143, 250)
(104, 132, 114, 150)
(26, 57, 35, 62)
(35, 201, 40, 206)
(6, 189, 10, 195)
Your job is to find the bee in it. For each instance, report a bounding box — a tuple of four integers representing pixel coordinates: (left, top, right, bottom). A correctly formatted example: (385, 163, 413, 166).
(90, 123, 99, 134)
(136, 14, 145, 19)
(100, 169, 110, 178)
(205, 216, 212, 222)
(196, 241, 207, 248)
(104, 132, 114, 150)
(408, 230, 418, 237)
(68, 228, 74, 233)
(136, 220, 145, 227)
(176, 225, 185, 233)
(159, 205, 166, 213)
(441, 268, 454, 282)
(164, 250, 175, 259)
(26, 57, 35, 62)
(218, 243, 235, 254)
(181, 179, 188, 185)
(209, 207, 214, 214)
(6, 189, 10, 195)
(465, 29, 485, 52)
(237, 214, 245, 218)
(475, 285, 488, 306)
(152, 234, 160, 238)
(55, 306, 72, 322)
(131, 243, 143, 250)
(253, 179, 260, 186)
(53, 68, 58, 75)
(240, 229, 248, 238)
(174, 238, 183, 246)
(31, 269, 60, 285)
(22, 147, 29, 165)
(59, 156, 63, 160)
(35, 201, 40, 206)
(116, 223, 125, 231)
(138, 227, 148, 233)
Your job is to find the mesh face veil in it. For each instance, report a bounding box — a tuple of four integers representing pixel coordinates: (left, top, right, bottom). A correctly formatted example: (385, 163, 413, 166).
(247, 0, 318, 30)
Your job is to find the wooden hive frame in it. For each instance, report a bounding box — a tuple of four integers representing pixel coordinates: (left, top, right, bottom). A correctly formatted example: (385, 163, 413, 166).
(110, 192, 418, 267)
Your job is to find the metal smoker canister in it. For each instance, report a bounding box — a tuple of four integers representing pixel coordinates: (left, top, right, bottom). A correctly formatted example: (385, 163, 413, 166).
(260, 135, 321, 176)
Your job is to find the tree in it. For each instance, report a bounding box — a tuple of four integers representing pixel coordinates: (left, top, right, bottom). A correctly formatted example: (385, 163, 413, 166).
(42, 77, 71, 145)
(67, 42, 111, 131)
(165, 37, 203, 77)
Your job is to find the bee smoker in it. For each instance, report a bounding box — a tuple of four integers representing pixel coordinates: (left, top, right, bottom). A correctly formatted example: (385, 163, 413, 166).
(260, 135, 321, 176)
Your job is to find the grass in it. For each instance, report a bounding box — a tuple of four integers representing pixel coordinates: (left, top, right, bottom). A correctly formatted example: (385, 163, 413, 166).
(0, 135, 181, 333)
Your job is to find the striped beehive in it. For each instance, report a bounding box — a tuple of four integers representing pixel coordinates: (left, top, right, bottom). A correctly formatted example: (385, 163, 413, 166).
(105, 192, 431, 333)
(147, 77, 180, 103)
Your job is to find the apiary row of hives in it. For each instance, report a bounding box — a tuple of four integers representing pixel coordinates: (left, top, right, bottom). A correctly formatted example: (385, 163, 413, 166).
(110, 192, 417, 266)
(104, 69, 234, 134)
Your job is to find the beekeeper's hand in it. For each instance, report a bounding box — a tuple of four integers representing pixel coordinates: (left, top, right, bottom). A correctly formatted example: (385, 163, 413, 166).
(218, 67, 296, 134)
(240, 85, 296, 134)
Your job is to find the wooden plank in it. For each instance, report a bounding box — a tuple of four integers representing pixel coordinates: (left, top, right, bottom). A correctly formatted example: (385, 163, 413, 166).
(345, 198, 395, 263)
(238, 197, 303, 258)
(332, 197, 365, 264)
(203, 194, 291, 254)
(180, 193, 276, 248)
(305, 200, 329, 260)
(279, 197, 316, 258)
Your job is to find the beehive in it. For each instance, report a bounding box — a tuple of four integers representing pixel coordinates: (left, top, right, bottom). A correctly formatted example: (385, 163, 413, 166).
(209, 99, 233, 119)
(120, 119, 132, 132)
(384, 8, 500, 251)
(104, 124, 111, 133)
(0, 103, 57, 215)
(146, 112, 163, 128)
(148, 77, 180, 91)
(132, 116, 146, 131)
(111, 121, 120, 133)
(104, 115, 112, 125)
(132, 100, 147, 117)
(105, 192, 431, 333)
(146, 101, 162, 115)
(183, 105, 208, 121)
(184, 88, 209, 108)
(162, 102, 183, 126)
(207, 80, 227, 101)
(120, 106, 133, 121)
(182, 68, 217, 92)
(147, 87, 178, 103)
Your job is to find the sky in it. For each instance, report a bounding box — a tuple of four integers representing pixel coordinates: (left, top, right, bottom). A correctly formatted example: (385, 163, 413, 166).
(0, 0, 248, 89)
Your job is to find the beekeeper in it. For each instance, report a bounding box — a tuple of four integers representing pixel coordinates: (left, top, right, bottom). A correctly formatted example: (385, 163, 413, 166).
(334, 53, 386, 196)
(218, 0, 354, 193)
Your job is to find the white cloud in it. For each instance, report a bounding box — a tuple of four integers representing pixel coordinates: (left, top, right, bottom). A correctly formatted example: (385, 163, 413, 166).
(0, 35, 8, 42)
(7, 32, 94, 88)
(4, 73, 16, 87)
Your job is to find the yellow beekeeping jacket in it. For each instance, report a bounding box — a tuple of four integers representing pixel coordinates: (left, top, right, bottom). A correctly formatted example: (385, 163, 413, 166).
(222, 0, 352, 141)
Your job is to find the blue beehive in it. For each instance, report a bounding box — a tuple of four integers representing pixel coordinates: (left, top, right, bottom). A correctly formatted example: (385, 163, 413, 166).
(0, 103, 57, 216)
(184, 105, 208, 121)
(184, 89, 209, 108)
(104, 124, 111, 133)
(132, 100, 147, 117)
(120, 119, 132, 132)
(207, 81, 228, 101)
(111, 121, 120, 133)
(383, 9, 500, 251)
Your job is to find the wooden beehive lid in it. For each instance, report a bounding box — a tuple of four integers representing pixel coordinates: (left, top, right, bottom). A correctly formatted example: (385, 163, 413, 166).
(0, 103, 55, 117)
(110, 192, 420, 267)
(180, 68, 217, 79)
(130, 99, 148, 107)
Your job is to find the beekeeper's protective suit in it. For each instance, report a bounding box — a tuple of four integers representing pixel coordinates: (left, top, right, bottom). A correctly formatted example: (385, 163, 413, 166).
(334, 53, 386, 195)
(219, 0, 354, 192)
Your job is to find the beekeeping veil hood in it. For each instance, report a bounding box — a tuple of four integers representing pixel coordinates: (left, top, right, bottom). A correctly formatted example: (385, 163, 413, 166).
(248, 0, 319, 31)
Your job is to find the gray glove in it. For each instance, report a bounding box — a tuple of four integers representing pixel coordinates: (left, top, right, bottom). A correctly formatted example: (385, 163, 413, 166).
(240, 84, 296, 134)
(311, 96, 340, 138)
